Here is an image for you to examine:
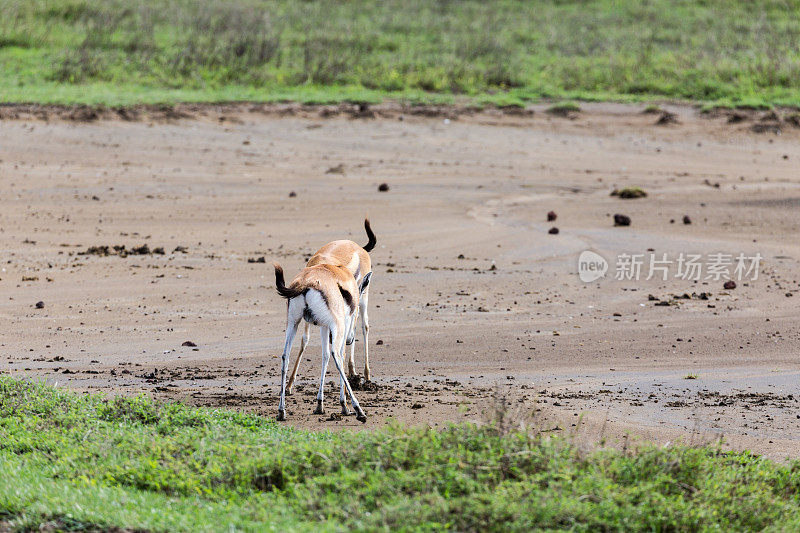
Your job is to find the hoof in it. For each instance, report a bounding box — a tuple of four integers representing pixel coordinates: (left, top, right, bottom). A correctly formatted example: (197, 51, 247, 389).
(341, 402, 352, 416)
(313, 400, 324, 415)
(347, 374, 363, 390)
(277, 410, 286, 422)
(356, 413, 367, 424)
(286, 388, 293, 396)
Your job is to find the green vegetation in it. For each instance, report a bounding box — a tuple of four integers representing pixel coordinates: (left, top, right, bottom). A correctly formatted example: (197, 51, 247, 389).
(611, 187, 649, 199)
(3, 0, 800, 107)
(2, 377, 800, 531)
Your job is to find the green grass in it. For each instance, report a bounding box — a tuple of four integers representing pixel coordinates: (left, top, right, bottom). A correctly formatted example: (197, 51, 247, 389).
(2, 377, 800, 531)
(3, 0, 800, 107)
(611, 187, 649, 199)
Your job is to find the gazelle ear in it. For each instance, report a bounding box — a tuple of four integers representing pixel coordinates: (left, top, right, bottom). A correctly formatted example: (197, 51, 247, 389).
(360, 272, 372, 294)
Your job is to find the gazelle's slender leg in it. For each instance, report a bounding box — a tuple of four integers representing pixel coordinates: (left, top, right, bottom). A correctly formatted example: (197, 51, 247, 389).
(314, 326, 331, 415)
(287, 322, 311, 395)
(346, 304, 359, 378)
(277, 315, 301, 421)
(330, 324, 367, 423)
(339, 314, 353, 415)
(360, 289, 371, 382)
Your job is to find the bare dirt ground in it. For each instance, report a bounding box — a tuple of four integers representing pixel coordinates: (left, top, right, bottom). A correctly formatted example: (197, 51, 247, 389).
(1, 102, 799, 459)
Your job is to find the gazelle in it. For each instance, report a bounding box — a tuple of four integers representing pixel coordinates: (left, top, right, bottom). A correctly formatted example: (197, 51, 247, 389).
(286, 219, 375, 395)
(274, 262, 367, 423)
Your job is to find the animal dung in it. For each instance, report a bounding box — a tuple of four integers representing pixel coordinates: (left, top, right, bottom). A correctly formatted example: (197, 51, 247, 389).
(613, 214, 631, 226)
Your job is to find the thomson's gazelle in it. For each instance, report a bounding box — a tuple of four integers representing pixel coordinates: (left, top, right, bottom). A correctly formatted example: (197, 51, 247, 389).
(286, 219, 375, 394)
(274, 262, 367, 423)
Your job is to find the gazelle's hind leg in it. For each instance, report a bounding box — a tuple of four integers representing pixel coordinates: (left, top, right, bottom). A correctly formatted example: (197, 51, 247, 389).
(339, 314, 353, 415)
(360, 288, 371, 382)
(346, 304, 359, 378)
(346, 334, 357, 378)
(330, 323, 367, 423)
(314, 326, 331, 415)
(286, 322, 311, 395)
(277, 313, 302, 421)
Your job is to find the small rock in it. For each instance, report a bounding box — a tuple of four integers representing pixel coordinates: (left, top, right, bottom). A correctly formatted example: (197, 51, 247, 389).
(182, 341, 197, 347)
(613, 214, 631, 226)
(723, 280, 737, 290)
(35, 301, 45, 309)
(376, 339, 384, 345)
(378, 183, 390, 192)
(548, 227, 559, 235)
(288, 191, 297, 197)
(683, 215, 692, 224)
(547, 211, 557, 221)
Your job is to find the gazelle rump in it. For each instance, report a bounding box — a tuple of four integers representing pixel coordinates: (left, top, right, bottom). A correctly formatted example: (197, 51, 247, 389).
(286, 219, 375, 394)
(274, 262, 367, 423)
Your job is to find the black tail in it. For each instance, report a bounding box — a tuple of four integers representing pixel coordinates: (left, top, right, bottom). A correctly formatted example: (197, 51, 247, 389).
(273, 262, 303, 299)
(363, 218, 376, 252)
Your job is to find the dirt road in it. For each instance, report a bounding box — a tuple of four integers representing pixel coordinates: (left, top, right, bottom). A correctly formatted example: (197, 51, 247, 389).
(1, 102, 799, 458)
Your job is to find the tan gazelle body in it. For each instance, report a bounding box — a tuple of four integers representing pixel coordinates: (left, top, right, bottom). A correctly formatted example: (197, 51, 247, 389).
(286, 219, 375, 394)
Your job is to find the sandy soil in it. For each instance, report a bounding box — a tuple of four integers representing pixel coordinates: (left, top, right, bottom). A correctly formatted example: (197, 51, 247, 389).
(1, 102, 799, 459)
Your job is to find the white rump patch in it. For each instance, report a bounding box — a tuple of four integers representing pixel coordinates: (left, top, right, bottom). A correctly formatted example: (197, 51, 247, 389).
(304, 289, 334, 328)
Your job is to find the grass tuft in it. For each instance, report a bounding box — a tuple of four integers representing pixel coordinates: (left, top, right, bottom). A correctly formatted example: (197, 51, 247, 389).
(611, 187, 648, 199)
